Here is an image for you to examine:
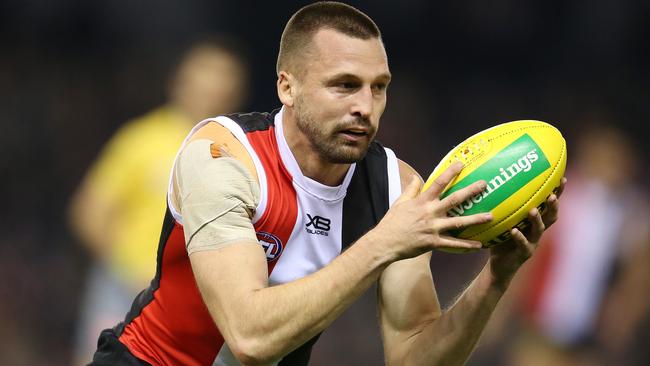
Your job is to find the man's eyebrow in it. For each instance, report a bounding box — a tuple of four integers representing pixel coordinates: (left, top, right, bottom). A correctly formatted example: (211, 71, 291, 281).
(377, 72, 392, 82)
(327, 73, 360, 80)
(327, 72, 392, 81)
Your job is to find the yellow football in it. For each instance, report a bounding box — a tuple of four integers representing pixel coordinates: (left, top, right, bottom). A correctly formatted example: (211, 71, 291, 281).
(423, 120, 567, 250)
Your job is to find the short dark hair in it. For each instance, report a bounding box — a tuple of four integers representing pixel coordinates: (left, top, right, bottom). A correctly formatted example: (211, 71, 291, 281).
(276, 1, 381, 75)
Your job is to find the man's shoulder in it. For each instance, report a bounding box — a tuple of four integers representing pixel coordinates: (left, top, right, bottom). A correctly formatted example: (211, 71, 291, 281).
(224, 109, 281, 133)
(359, 143, 420, 193)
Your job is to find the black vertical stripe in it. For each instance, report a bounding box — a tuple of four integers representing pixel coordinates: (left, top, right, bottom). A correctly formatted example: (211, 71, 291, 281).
(225, 109, 279, 132)
(342, 141, 389, 250)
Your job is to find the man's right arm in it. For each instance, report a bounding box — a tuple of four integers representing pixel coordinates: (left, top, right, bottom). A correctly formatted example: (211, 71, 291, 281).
(181, 125, 490, 364)
(190, 227, 392, 364)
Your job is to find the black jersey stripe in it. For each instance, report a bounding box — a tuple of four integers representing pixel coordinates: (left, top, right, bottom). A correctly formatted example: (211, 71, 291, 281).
(342, 141, 389, 250)
(225, 109, 279, 132)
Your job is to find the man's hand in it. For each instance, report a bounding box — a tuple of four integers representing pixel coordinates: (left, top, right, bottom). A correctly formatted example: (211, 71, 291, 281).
(373, 161, 493, 260)
(489, 177, 567, 286)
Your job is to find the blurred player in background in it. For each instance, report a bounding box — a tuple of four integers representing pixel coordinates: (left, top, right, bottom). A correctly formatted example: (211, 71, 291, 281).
(68, 36, 249, 366)
(476, 121, 650, 366)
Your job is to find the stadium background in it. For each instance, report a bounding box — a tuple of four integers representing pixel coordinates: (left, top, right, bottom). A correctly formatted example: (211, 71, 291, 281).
(0, 0, 648, 365)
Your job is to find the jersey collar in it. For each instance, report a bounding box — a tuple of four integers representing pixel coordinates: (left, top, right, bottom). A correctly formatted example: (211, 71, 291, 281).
(274, 107, 356, 202)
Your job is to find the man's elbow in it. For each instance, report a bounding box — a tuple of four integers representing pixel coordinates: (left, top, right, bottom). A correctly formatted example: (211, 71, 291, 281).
(229, 335, 281, 366)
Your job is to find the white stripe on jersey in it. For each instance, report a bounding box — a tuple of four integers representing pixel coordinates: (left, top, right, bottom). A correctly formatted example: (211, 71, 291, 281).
(268, 109, 353, 285)
(384, 147, 401, 207)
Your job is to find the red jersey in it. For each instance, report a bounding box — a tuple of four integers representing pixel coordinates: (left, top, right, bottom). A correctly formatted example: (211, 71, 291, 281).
(115, 108, 401, 365)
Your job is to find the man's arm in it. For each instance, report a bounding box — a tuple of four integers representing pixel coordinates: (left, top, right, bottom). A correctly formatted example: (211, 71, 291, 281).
(183, 126, 493, 365)
(378, 160, 565, 365)
(190, 231, 391, 364)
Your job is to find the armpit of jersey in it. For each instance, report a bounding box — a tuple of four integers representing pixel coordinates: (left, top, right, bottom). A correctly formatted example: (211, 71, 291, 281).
(176, 139, 261, 254)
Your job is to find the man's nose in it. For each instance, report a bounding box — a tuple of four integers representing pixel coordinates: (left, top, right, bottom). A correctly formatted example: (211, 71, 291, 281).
(350, 86, 373, 118)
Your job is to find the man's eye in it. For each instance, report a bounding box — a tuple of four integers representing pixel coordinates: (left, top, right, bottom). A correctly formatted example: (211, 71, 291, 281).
(338, 82, 358, 89)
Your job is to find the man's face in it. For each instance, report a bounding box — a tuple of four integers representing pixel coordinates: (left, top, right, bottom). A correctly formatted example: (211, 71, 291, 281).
(292, 29, 391, 164)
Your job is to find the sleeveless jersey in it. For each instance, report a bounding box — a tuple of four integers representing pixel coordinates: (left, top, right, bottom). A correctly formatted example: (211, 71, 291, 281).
(115, 108, 402, 365)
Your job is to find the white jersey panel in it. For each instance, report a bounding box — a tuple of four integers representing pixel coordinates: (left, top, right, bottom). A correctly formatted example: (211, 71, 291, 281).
(268, 187, 345, 285)
(384, 147, 401, 206)
(268, 108, 350, 285)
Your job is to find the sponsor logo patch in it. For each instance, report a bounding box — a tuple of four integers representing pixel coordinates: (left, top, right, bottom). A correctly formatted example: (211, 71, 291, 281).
(257, 231, 283, 262)
(305, 214, 330, 236)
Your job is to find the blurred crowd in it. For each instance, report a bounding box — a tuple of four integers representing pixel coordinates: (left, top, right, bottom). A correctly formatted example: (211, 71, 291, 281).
(1, 1, 648, 365)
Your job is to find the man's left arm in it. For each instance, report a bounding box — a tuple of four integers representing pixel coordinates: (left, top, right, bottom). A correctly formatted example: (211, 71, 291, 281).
(379, 159, 565, 365)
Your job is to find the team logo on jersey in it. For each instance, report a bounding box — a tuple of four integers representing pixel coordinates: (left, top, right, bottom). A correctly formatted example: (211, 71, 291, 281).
(257, 231, 283, 262)
(306, 214, 330, 236)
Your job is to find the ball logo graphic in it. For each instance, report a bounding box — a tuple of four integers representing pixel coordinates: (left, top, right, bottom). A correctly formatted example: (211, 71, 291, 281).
(423, 120, 567, 251)
(257, 231, 283, 262)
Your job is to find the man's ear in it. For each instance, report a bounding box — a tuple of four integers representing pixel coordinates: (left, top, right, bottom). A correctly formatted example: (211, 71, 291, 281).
(277, 70, 296, 107)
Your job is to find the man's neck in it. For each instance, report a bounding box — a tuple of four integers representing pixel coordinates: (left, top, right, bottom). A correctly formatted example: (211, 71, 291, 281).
(282, 110, 350, 187)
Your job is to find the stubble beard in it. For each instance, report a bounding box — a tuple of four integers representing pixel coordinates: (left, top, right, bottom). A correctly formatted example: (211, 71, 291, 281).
(294, 97, 375, 164)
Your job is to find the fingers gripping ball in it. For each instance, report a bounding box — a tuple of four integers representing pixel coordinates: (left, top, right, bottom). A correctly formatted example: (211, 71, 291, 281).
(423, 120, 567, 249)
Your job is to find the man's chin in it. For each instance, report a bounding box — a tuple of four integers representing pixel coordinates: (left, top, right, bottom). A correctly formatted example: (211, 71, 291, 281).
(323, 146, 369, 164)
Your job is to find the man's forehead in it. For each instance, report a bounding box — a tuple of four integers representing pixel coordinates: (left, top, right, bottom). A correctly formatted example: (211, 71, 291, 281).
(306, 28, 389, 78)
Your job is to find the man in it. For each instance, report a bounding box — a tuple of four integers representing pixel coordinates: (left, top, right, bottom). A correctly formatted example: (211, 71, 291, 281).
(69, 36, 248, 365)
(90, 2, 564, 365)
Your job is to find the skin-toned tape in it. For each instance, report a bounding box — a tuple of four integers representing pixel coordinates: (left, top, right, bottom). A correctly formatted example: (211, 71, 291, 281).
(176, 139, 261, 254)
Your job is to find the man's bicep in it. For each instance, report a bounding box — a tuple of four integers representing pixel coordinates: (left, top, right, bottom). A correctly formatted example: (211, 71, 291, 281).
(176, 138, 260, 252)
(178, 136, 270, 347)
(189, 242, 269, 342)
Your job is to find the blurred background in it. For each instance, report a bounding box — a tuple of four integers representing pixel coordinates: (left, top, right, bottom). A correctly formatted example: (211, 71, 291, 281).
(1, 0, 648, 365)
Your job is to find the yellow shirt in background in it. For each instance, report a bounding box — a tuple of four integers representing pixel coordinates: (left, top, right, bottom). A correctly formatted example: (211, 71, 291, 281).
(85, 106, 193, 288)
